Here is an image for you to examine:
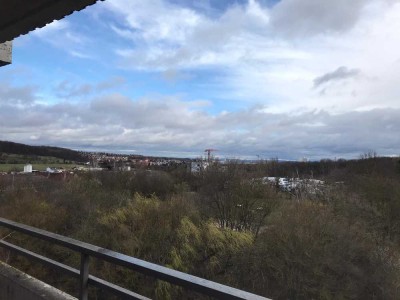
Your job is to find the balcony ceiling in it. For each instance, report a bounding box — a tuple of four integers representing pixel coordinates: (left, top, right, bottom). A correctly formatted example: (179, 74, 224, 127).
(0, 0, 102, 43)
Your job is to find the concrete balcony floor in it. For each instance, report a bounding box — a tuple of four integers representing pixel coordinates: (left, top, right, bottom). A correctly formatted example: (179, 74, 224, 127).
(0, 262, 76, 300)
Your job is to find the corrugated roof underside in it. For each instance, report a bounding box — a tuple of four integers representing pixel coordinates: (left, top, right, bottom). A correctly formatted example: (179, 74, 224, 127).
(0, 0, 102, 43)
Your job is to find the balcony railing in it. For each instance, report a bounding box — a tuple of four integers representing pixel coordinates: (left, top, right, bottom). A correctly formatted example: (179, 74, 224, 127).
(0, 217, 269, 300)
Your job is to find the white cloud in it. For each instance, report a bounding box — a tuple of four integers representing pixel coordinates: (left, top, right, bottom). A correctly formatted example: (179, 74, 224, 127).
(55, 76, 126, 98)
(30, 19, 93, 59)
(270, 0, 371, 37)
(105, 0, 271, 69)
(97, 0, 400, 113)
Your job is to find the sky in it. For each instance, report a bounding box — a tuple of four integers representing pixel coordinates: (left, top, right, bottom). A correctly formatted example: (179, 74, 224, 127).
(1, 0, 400, 160)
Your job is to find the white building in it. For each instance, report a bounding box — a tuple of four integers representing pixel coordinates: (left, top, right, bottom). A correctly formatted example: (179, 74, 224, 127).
(190, 161, 209, 173)
(23, 164, 32, 173)
(262, 177, 325, 193)
(46, 167, 62, 173)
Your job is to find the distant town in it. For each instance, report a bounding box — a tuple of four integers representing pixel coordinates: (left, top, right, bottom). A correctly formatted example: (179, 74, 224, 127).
(80, 151, 191, 170)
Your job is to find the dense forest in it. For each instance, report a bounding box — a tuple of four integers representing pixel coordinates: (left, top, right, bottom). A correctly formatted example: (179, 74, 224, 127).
(0, 140, 86, 162)
(1, 155, 400, 299)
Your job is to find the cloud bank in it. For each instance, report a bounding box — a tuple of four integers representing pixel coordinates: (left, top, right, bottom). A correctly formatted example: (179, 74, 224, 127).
(1, 80, 399, 159)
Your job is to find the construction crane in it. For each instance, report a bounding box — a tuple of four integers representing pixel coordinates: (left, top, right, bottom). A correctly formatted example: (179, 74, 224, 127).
(204, 149, 217, 162)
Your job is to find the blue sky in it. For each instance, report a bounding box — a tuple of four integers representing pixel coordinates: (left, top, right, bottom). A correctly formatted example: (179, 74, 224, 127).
(1, 0, 400, 160)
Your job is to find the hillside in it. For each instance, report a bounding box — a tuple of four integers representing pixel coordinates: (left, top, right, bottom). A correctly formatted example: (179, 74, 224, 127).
(0, 140, 86, 162)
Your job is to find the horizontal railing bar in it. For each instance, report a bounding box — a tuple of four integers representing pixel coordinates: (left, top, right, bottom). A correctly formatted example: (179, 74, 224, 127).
(0, 217, 269, 299)
(88, 275, 150, 300)
(0, 240, 150, 300)
(0, 240, 79, 278)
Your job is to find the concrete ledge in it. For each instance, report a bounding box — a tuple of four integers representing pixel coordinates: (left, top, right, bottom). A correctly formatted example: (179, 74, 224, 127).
(0, 262, 76, 300)
(0, 41, 12, 67)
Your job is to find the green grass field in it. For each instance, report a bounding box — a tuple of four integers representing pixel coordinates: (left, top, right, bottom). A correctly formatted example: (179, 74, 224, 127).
(0, 152, 83, 172)
(0, 153, 73, 164)
(0, 164, 80, 172)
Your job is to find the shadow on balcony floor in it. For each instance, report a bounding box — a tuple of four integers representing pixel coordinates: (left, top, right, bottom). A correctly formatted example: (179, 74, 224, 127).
(0, 262, 76, 300)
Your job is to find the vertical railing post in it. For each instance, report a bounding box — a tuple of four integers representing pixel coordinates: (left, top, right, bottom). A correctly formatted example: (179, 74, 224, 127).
(79, 253, 90, 300)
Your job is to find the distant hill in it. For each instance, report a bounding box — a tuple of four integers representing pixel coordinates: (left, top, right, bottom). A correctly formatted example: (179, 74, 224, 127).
(0, 141, 86, 162)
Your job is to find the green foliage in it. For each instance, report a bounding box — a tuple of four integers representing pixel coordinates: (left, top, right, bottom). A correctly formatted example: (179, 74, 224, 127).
(130, 170, 176, 199)
(199, 162, 282, 234)
(236, 201, 399, 299)
(346, 175, 400, 242)
(1, 157, 400, 299)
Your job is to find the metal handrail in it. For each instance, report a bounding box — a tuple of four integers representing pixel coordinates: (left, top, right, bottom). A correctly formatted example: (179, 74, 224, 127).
(0, 217, 270, 300)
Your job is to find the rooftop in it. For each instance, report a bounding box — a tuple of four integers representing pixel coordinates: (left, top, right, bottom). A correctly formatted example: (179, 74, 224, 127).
(0, 0, 101, 43)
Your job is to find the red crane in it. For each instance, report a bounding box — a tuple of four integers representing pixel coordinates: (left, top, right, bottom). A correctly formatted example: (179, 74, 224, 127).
(204, 149, 217, 162)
